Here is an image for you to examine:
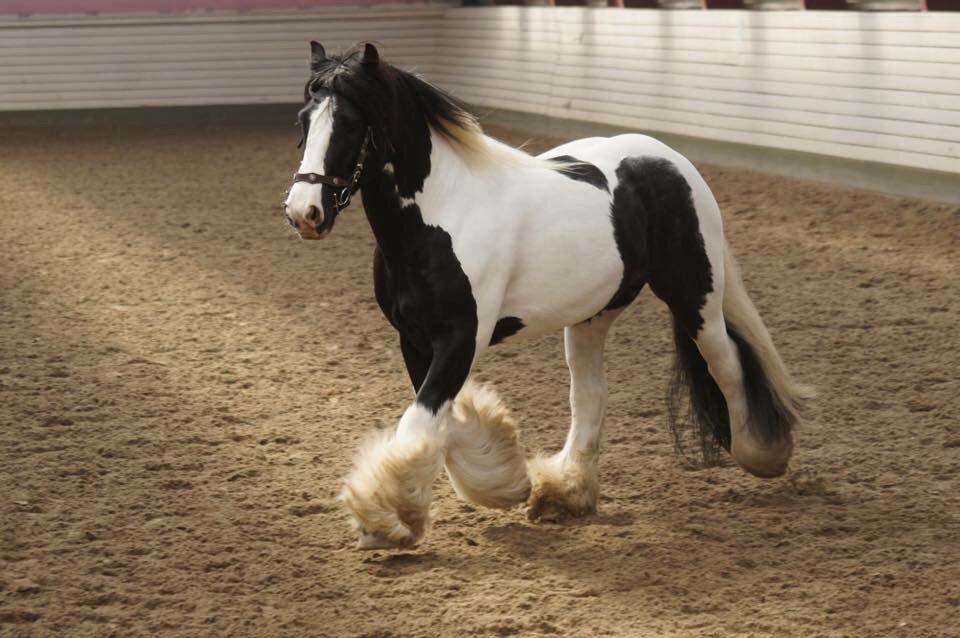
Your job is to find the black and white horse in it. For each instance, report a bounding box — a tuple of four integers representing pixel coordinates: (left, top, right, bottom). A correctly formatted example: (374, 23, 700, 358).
(284, 43, 812, 550)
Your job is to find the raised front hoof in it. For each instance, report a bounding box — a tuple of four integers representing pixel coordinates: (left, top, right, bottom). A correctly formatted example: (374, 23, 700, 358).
(525, 454, 598, 523)
(732, 436, 793, 479)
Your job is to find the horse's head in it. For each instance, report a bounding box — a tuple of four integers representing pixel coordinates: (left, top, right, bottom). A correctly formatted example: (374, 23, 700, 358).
(283, 42, 384, 239)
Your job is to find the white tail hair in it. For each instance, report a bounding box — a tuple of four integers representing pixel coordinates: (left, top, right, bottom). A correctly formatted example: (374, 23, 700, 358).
(722, 248, 815, 429)
(444, 381, 530, 509)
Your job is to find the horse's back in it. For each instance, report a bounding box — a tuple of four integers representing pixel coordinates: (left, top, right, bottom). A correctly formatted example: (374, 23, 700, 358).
(542, 134, 700, 186)
(546, 133, 724, 247)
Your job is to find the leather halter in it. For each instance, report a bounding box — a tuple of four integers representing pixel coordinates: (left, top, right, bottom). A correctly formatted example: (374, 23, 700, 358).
(292, 127, 373, 212)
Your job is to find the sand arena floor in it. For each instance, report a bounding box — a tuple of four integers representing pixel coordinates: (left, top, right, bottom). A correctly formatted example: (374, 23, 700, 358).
(1, 108, 958, 637)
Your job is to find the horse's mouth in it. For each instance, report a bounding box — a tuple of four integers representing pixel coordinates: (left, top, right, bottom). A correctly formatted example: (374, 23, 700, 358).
(296, 227, 330, 240)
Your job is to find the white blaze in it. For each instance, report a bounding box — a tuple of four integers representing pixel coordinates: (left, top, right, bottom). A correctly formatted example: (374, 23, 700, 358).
(285, 98, 334, 227)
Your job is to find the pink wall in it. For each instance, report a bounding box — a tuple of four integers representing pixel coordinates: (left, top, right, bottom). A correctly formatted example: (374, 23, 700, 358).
(0, 1, 415, 15)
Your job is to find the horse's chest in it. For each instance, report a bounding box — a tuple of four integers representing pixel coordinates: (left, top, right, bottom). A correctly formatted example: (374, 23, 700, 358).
(372, 229, 478, 349)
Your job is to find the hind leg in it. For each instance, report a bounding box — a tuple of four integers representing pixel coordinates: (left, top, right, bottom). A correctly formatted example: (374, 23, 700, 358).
(527, 309, 621, 521)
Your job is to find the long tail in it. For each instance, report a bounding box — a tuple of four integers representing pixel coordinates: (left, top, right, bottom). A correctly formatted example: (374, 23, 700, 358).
(721, 249, 814, 444)
(668, 247, 814, 470)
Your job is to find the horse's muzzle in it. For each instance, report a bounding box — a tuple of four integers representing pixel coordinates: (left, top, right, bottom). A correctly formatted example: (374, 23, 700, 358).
(284, 203, 330, 239)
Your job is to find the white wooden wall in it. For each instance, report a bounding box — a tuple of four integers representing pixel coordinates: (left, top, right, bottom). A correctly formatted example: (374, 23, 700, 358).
(0, 6, 441, 110)
(1, 6, 958, 174)
(430, 8, 960, 174)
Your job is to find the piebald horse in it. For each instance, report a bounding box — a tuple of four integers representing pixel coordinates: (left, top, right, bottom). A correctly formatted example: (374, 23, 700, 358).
(284, 43, 812, 550)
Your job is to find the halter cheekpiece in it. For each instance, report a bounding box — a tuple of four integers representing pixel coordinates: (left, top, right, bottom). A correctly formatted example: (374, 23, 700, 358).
(293, 126, 373, 212)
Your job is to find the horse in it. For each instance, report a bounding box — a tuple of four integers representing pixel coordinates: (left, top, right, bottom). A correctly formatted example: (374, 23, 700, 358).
(283, 42, 813, 550)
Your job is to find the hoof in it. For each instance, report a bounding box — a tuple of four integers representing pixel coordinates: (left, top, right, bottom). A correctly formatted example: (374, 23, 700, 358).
(340, 429, 443, 548)
(526, 494, 593, 523)
(525, 453, 598, 522)
(731, 433, 793, 478)
(357, 530, 416, 551)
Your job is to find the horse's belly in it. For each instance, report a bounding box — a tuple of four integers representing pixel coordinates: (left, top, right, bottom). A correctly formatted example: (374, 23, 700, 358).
(498, 199, 623, 336)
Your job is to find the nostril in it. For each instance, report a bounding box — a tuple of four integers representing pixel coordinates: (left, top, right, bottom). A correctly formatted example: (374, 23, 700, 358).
(284, 213, 296, 228)
(306, 206, 321, 222)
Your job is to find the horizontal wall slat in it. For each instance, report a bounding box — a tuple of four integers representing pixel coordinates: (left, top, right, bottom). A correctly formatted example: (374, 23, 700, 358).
(0, 26, 437, 47)
(4, 95, 297, 110)
(438, 27, 960, 64)
(439, 20, 960, 49)
(444, 83, 957, 158)
(464, 93, 956, 174)
(446, 7, 960, 31)
(429, 61, 959, 127)
(434, 38, 960, 82)
(424, 60, 959, 113)
(0, 6, 444, 28)
(428, 73, 960, 143)
(433, 44, 959, 97)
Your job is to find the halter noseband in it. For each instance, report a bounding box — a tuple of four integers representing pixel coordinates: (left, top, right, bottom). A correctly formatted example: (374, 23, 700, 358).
(292, 127, 373, 212)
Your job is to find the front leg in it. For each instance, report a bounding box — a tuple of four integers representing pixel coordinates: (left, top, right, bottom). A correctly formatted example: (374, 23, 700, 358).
(399, 335, 430, 392)
(340, 330, 476, 550)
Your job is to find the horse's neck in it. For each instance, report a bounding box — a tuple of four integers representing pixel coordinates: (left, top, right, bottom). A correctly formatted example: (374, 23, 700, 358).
(416, 133, 496, 218)
(361, 131, 514, 262)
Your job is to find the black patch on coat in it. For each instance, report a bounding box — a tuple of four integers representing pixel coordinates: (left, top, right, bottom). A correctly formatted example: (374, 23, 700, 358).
(604, 156, 713, 336)
(607, 156, 725, 466)
(366, 172, 477, 413)
(374, 247, 432, 392)
(548, 155, 609, 193)
(490, 317, 525, 345)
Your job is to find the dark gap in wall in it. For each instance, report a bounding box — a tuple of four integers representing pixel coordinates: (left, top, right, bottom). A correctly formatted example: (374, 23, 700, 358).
(704, 0, 744, 8)
(805, 0, 848, 9)
(926, 0, 960, 10)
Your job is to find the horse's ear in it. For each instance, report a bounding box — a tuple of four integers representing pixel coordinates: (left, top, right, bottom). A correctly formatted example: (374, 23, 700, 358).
(309, 41, 326, 72)
(361, 43, 380, 69)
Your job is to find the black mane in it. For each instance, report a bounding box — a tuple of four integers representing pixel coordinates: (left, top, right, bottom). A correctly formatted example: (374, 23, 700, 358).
(307, 45, 480, 158)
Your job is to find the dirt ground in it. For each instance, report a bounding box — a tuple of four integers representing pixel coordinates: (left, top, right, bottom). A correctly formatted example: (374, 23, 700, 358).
(1, 107, 958, 638)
